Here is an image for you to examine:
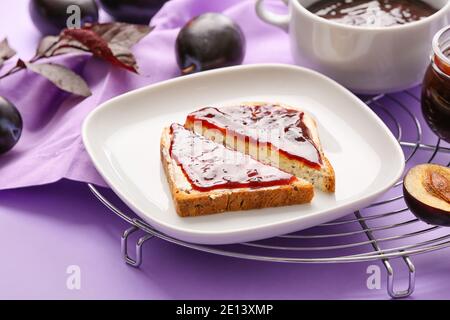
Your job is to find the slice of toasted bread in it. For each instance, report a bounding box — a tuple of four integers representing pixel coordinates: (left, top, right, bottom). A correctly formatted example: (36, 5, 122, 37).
(161, 125, 314, 217)
(185, 102, 335, 193)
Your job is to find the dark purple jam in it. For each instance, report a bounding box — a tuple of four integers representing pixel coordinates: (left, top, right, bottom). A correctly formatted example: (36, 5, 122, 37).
(307, 0, 438, 27)
(186, 104, 322, 169)
(169, 124, 295, 191)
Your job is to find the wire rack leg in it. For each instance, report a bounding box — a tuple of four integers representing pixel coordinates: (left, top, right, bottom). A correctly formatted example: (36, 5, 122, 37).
(384, 256, 415, 299)
(121, 226, 153, 267)
(354, 211, 416, 298)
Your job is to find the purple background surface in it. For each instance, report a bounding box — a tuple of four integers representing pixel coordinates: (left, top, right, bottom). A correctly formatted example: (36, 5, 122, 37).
(0, 0, 449, 299)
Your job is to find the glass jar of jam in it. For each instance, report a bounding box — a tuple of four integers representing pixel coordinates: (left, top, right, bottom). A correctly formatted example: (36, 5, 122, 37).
(421, 26, 450, 143)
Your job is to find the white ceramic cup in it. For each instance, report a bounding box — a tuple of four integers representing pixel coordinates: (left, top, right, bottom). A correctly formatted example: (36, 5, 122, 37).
(256, 0, 450, 94)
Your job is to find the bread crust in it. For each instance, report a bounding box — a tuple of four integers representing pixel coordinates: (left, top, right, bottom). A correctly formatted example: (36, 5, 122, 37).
(185, 102, 336, 193)
(161, 127, 314, 217)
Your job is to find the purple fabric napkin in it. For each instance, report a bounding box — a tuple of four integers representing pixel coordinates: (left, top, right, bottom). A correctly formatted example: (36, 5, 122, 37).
(0, 0, 290, 190)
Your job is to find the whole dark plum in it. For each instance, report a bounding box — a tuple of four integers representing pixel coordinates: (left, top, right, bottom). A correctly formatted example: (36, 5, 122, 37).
(0, 97, 23, 155)
(176, 13, 246, 75)
(100, 0, 168, 24)
(29, 0, 99, 35)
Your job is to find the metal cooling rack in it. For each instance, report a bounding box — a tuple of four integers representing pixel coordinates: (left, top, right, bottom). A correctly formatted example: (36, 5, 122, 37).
(87, 89, 450, 299)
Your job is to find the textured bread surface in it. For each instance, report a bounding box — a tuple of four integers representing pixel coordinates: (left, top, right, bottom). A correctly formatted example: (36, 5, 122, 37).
(161, 127, 314, 217)
(185, 102, 335, 193)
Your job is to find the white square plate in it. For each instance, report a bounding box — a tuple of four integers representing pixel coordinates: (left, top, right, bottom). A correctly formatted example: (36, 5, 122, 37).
(82, 64, 405, 245)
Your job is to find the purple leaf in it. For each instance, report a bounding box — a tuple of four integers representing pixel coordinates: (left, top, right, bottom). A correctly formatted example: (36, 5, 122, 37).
(62, 28, 139, 73)
(22, 60, 91, 97)
(36, 36, 59, 57)
(36, 36, 89, 58)
(88, 23, 153, 48)
(0, 38, 16, 66)
(53, 22, 152, 73)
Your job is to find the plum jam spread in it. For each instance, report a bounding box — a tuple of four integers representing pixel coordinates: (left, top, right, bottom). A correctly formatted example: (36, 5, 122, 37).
(169, 124, 296, 192)
(422, 26, 450, 143)
(186, 104, 322, 169)
(307, 0, 438, 27)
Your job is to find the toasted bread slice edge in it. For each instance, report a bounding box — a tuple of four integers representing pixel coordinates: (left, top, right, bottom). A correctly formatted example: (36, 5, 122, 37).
(160, 127, 314, 217)
(185, 102, 336, 193)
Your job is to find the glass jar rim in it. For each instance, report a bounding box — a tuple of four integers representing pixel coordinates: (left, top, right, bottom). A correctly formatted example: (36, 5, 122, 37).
(432, 25, 450, 77)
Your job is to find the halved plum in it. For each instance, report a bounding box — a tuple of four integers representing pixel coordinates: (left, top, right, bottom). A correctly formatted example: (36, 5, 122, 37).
(403, 164, 450, 226)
